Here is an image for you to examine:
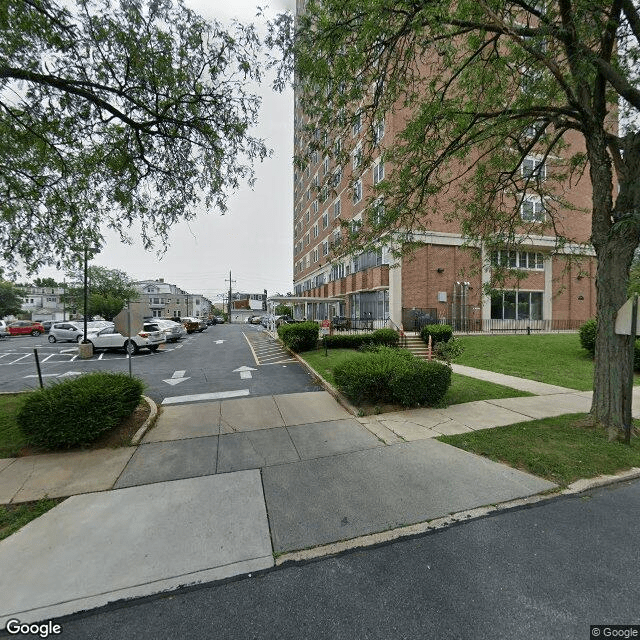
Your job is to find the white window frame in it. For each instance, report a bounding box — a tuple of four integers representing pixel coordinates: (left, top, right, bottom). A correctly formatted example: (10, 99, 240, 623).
(352, 179, 362, 204)
(352, 143, 362, 170)
(373, 159, 384, 185)
(522, 156, 546, 181)
(521, 196, 545, 222)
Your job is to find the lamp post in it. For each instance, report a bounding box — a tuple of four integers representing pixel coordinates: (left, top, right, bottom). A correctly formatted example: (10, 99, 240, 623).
(77, 245, 100, 358)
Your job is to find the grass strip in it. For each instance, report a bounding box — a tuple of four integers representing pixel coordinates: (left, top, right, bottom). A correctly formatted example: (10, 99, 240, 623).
(438, 413, 640, 487)
(0, 498, 62, 541)
(298, 348, 534, 406)
(0, 394, 28, 458)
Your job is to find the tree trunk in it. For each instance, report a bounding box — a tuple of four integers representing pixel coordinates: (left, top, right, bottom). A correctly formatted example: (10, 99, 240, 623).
(589, 131, 640, 441)
(590, 241, 636, 440)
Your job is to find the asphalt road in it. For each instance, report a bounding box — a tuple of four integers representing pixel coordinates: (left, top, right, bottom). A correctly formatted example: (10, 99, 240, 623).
(0, 324, 320, 403)
(36, 478, 640, 640)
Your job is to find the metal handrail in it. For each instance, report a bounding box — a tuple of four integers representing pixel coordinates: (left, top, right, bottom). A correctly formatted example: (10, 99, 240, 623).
(387, 318, 407, 348)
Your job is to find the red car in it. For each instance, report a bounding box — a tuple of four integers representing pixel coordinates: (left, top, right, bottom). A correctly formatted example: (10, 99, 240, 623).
(6, 321, 46, 336)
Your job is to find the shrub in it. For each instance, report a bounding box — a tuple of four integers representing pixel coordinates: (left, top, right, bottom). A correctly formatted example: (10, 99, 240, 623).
(333, 347, 451, 407)
(17, 372, 144, 450)
(579, 318, 597, 355)
(389, 359, 452, 407)
(420, 323, 453, 345)
(278, 321, 320, 352)
(322, 328, 399, 350)
(434, 336, 465, 362)
(371, 328, 400, 346)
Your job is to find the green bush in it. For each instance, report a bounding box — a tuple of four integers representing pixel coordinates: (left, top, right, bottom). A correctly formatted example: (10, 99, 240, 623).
(333, 347, 451, 407)
(371, 328, 400, 346)
(278, 321, 320, 352)
(389, 359, 452, 407)
(420, 323, 453, 345)
(17, 372, 144, 450)
(322, 328, 399, 350)
(579, 318, 597, 355)
(434, 336, 465, 362)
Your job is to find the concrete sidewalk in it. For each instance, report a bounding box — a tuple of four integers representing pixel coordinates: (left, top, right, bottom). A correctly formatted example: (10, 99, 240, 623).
(0, 374, 632, 625)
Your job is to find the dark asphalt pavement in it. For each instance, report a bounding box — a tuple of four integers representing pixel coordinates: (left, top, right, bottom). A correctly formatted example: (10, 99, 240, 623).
(45, 478, 640, 640)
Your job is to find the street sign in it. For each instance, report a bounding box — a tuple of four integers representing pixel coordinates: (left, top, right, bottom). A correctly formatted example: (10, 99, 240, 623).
(615, 297, 640, 335)
(113, 307, 144, 337)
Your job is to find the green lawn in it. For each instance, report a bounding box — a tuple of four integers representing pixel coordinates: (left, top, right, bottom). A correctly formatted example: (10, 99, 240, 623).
(438, 413, 640, 487)
(0, 394, 27, 458)
(298, 348, 533, 407)
(0, 499, 62, 541)
(455, 333, 611, 391)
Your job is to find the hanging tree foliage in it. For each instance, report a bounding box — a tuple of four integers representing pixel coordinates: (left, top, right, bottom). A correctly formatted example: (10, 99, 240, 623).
(270, 0, 640, 439)
(1, 0, 269, 273)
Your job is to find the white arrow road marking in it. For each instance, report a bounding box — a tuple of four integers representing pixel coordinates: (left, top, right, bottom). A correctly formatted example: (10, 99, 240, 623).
(58, 371, 82, 377)
(233, 365, 257, 380)
(215, 340, 225, 344)
(162, 370, 191, 386)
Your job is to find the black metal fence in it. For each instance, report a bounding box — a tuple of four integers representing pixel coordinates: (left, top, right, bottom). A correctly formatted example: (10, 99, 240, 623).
(401, 308, 439, 332)
(449, 318, 583, 333)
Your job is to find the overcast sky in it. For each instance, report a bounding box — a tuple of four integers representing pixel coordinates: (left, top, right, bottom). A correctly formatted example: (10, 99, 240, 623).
(36, 0, 296, 303)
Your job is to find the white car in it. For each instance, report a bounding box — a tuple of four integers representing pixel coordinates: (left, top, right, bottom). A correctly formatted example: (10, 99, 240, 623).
(84, 322, 166, 355)
(154, 319, 186, 343)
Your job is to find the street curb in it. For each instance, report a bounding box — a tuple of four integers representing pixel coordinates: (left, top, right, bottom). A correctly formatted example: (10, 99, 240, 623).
(130, 395, 158, 445)
(274, 466, 640, 567)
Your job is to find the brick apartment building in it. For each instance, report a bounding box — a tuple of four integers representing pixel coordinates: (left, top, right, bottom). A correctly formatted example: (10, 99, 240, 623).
(291, 4, 597, 332)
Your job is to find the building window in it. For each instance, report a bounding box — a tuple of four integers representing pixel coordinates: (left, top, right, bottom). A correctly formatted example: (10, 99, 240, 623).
(522, 156, 546, 180)
(313, 223, 319, 238)
(332, 167, 342, 187)
(352, 111, 362, 136)
(492, 251, 544, 270)
(491, 291, 543, 320)
(352, 144, 362, 170)
(322, 212, 329, 229)
(333, 199, 341, 219)
(521, 196, 545, 222)
(352, 179, 362, 204)
(373, 159, 384, 184)
(323, 156, 329, 176)
(313, 248, 319, 263)
(334, 137, 342, 156)
(322, 240, 329, 256)
(370, 198, 385, 225)
(373, 118, 385, 145)
(312, 199, 319, 213)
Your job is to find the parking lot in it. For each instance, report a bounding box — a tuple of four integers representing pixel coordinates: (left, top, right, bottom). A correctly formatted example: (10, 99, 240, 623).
(0, 324, 318, 404)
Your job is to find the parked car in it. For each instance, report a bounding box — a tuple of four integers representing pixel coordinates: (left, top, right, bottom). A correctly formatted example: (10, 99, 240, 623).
(6, 320, 46, 336)
(215, 316, 225, 324)
(179, 317, 201, 334)
(155, 319, 186, 343)
(39, 320, 53, 334)
(0, 320, 8, 339)
(194, 318, 208, 332)
(250, 315, 263, 324)
(48, 322, 84, 343)
(84, 322, 166, 355)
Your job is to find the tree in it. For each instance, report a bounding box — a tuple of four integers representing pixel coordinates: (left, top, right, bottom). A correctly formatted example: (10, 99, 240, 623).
(32, 277, 59, 288)
(274, 303, 293, 316)
(272, 0, 640, 440)
(0, 280, 23, 317)
(64, 266, 137, 320)
(1, 0, 268, 274)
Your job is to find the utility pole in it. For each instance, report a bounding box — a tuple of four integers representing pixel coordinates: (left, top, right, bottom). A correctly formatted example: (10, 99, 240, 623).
(225, 271, 236, 321)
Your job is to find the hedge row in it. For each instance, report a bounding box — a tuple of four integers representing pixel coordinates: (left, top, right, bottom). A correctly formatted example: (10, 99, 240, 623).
(17, 372, 144, 449)
(277, 321, 320, 352)
(333, 347, 451, 407)
(420, 324, 453, 345)
(322, 328, 399, 349)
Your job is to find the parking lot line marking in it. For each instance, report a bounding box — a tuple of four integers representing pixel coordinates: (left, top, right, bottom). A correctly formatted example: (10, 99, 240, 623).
(242, 332, 260, 366)
(162, 389, 250, 405)
(8, 354, 31, 364)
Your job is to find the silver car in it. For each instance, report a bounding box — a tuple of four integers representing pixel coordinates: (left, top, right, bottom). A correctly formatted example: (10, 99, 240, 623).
(48, 322, 84, 343)
(84, 322, 166, 355)
(155, 319, 186, 343)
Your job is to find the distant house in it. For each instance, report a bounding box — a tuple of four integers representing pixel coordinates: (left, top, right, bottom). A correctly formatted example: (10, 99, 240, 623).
(19, 286, 69, 322)
(134, 279, 212, 319)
